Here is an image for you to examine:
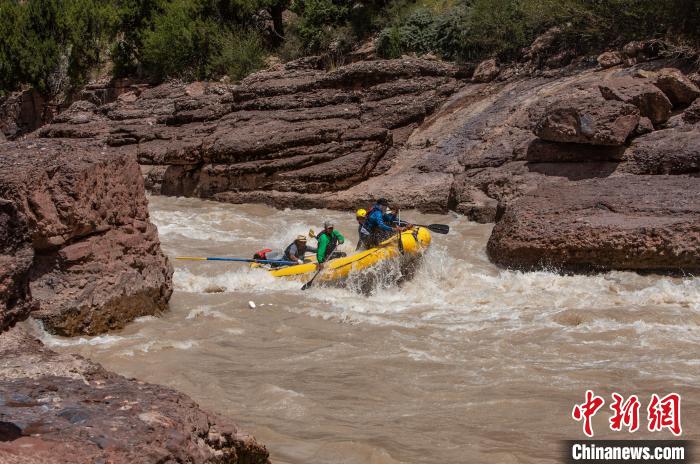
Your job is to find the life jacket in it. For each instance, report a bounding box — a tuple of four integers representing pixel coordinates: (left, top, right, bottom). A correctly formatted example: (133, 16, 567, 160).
(318, 230, 339, 258)
(253, 248, 272, 260)
(366, 206, 381, 231)
(284, 242, 305, 261)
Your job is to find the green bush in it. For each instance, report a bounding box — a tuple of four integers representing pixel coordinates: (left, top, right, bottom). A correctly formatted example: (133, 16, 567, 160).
(140, 0, 268, 81)
(210, 28, 267, 81)
(0, 0, 117, 95)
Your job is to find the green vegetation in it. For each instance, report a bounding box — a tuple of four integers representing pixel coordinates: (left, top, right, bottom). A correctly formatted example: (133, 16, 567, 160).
(374, 0, 700, 61)
(1, 0, 699, 96)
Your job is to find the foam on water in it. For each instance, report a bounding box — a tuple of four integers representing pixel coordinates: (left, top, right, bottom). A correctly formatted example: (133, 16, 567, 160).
(173, 266, 301, 293)
(154, 197, 700, 335)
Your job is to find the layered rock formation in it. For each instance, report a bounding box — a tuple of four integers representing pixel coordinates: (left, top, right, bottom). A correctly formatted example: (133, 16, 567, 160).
(35, 58, 465, 206)
(23, 44, 700, 273)
(0, 325, 269, 464)
(487, 176, 700, 273)
(0, 140, 173, 336)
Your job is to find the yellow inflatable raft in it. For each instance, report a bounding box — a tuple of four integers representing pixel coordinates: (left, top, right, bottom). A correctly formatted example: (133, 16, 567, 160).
(256, 226, 431, 285)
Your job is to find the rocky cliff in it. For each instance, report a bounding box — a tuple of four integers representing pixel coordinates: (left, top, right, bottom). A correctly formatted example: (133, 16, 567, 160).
(0, 138, 268, 463)
(21, 42, 700, 273)
(0, 140, 173, 336)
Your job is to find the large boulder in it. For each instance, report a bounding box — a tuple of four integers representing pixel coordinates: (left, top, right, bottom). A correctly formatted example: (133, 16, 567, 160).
(0, 326, 270, 464)
(0, 140, 173, 336)
(599, 77, 672, 124)
(620, 126, 700, 175)
(487, 176, 700, 273)
(653, 68, 700, 107)
(534, 96, 640, 145)
(472, 58, 500, 83)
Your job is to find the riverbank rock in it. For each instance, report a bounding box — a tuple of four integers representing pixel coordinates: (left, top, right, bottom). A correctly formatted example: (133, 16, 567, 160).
(0, 200, 34, 332)
(0, 140, 173, 336)
(486, 176, 700, 273)
(620, 126, 700, 174)
(0, 326, 270, 464)
(683, 99, 700, 124)
(28, 55, 700, 233)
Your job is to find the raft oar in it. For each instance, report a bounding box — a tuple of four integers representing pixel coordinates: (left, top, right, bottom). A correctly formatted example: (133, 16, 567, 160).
(176, 257, 298, 266)
(394, 221, 449, 235)
(301, 265, 323, 291)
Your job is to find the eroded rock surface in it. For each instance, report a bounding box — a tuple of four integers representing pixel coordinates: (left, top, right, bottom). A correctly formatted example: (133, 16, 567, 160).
(0, 326, 270, 464)
(0, 141, 173, 336)
(0, 200, 34, 332)
(486, 176, 700, 273)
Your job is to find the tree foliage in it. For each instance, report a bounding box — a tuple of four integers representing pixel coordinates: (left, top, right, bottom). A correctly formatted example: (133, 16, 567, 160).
(1, 0, 699, 95)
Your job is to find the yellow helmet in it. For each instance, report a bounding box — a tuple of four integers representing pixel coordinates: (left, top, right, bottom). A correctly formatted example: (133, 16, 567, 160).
(356, 208, 367, 218)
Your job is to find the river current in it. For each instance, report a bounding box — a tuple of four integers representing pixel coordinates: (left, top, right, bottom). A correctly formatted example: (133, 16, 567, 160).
(35, 196, 700, 463)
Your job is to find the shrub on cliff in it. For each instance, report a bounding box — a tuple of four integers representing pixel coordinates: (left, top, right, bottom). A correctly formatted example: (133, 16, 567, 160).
(0, 0, 116, 95)
(140, 0, 266, 81)
(375, 0, 700, 63)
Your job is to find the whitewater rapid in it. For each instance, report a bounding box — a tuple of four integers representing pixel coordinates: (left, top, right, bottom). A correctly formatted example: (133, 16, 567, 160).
(35, 196, 700, 464)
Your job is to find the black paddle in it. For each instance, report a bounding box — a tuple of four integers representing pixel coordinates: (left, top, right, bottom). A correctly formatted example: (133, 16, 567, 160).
(393, 221, 450, 235)
(301, 265, 323, 290)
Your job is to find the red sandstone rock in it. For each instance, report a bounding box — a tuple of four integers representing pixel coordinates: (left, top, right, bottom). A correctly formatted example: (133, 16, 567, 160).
(652, 68, 700, 107)
(0, 200, 34, 332)
(534, 96, 640, 145)
(0, 140, 173, 336)
(0, 326, 270, 464)
(597, 51, 623, 69)
(683, 99, 700, 124)
(487, 176, 700, 273)
(599, 77, 672, 124)
(472, 59, 500, 83)
(620, 126, 700, 175)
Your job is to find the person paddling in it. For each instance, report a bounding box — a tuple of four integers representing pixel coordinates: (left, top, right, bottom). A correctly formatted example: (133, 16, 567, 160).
(365, 198, 408, 247)
(316, 221, 345, 266)
(355, 209, 371, 251)
(284, 235, 317, 264)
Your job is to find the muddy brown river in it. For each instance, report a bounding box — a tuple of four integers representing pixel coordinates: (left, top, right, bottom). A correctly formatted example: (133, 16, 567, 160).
(35, 196, 700, 463)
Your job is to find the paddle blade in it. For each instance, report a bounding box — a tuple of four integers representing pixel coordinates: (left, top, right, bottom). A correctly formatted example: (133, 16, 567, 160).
(426, 224, 449, 234)
(301, 268, 322, 290)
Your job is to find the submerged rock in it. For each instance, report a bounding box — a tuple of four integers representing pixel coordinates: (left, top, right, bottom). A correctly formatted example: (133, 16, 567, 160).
(0, 326, 270, 464)
(486, 176, 700, 273)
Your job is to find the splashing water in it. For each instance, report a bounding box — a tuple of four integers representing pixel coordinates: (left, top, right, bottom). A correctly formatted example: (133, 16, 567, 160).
(38, 195, 700, 464)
